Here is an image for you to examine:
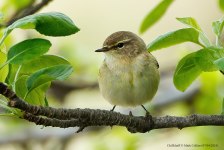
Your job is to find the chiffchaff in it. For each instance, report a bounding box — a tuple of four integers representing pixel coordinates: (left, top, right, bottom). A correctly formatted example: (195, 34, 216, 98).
(95, 31, 160, 115)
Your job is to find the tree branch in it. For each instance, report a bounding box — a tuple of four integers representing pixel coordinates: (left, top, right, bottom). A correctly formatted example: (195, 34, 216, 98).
(6, 0, 53, 26)
(1, 82, 224, 133)
(22, 113, 224, 132)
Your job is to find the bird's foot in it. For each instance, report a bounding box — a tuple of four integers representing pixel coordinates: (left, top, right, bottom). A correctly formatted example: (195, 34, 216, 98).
(144, 111, 154, 130)
(129, 111, 133, 116)
(141, 105, 154, 131)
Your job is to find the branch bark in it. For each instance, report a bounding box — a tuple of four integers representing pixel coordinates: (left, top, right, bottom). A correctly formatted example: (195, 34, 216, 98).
(0, 82, 224, 133)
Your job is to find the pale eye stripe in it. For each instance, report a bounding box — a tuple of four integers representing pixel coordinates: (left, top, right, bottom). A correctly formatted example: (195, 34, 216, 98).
(106, 39, 131, 48)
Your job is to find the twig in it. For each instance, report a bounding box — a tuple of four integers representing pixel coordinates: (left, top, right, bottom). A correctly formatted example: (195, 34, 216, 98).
(8, 0, 35, 21)
(1, 82, 224, 133)
(6, 0, 53, 26)
(220, 70, 224, 75)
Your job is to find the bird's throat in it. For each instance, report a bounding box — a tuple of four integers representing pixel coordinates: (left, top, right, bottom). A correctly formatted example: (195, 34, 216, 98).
(105, 53, 133, 71)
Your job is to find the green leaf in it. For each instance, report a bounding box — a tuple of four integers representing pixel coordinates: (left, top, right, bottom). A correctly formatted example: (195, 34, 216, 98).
(194, 46, 224, 72)
(5, 64, 19, 86)
(0, 42, 7, 54)
(212, 15, 224, 42)
(0, 38, 51, 70)
(19, 54, 70, 75)
(0, 99, 22, 116)
(0, 12, 3, 19)
(176, 17, 212, 47)
(0, 99, 10, 112)
(5, 107, 12, 114)
(177, 17, 201, 31)
(174, 52, 202, 92)
(26, 65, 74, 95)
(0, 52, 9, 82)
(15, 75, 51, 106)
(34, 12, 80, 36)
(214, 57, 224, 71)
(219, 0, 224, 12)
(0, 12, 80, 46)
(221, 98, 224, 115)
(15, 75, 28, 99)
(147, 28, 205, 52)
(139, 0, 173, 34)
(212, 20, 224, 37)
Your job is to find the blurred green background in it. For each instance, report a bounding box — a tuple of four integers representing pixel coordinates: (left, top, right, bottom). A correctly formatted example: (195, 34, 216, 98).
(0, 0, 224, 150)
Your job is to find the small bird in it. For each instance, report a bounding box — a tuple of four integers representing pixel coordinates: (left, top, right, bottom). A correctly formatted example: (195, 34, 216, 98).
(95, 31, 160, 118)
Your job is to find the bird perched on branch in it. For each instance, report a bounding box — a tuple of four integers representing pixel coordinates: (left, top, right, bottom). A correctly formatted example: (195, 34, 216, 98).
(95, 31, 160, 119)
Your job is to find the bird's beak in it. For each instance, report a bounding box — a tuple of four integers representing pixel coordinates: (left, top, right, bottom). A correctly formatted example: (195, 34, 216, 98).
(95, 47, 111, 52)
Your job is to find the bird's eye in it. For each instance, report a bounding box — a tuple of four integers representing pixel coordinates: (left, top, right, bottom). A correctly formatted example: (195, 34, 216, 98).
(117, 43, 124, 48)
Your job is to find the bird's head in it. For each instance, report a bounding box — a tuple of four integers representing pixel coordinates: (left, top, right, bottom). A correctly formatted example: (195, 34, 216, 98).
(95, 31, 147, 60)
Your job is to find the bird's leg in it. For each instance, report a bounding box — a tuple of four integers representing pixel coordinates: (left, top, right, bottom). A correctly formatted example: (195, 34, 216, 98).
(141, 105, 148, 113)
(141, 105, 154, 129)
(109, 105, 116, 129)
(110, 105, 116, 111)
(129, 111, 133, 116)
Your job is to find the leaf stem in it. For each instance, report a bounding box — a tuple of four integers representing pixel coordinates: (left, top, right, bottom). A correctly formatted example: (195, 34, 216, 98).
(24, 92, 29, 100)
(196, 42, 206, 48)
(0, 35, 6, 47)
(0, 61, 8, 70)
(199, 29, 212, 47)
(0, 114, 16, 117)
(216, 36, 219, 47)
(13, 65, 22, 92)
(3, 43, 7, 54)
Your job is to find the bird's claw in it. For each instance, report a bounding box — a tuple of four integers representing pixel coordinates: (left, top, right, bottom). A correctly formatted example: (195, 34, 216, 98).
(145, 111, 154, 130)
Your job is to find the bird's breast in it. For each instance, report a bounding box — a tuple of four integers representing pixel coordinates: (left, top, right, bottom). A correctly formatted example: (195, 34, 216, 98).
(98, 55, 160, 107)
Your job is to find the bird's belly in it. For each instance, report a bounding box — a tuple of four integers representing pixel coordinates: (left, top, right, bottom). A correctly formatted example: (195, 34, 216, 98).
(99, 68, 159, 107)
